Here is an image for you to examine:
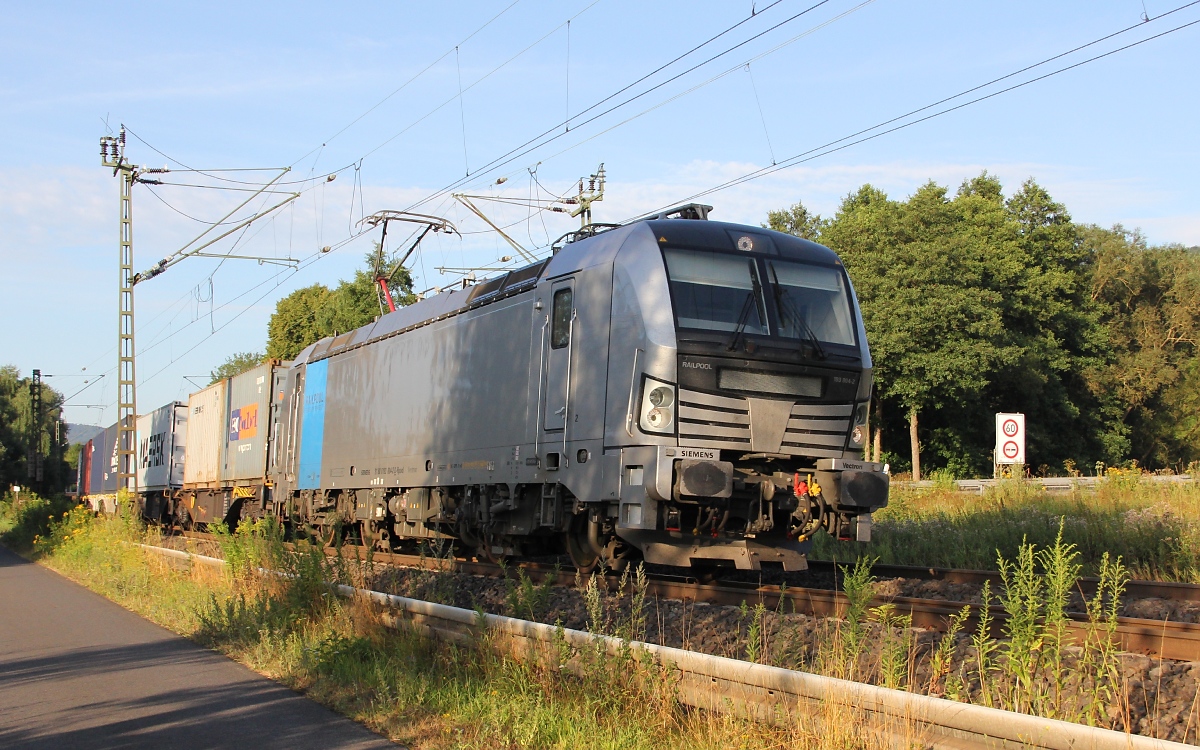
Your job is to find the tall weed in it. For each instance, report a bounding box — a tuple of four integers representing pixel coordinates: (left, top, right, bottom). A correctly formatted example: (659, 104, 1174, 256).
(578, 563, 650, 642)
(502, 562, 557, 622)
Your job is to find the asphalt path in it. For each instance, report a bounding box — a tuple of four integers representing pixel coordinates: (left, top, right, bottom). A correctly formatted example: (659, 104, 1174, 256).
(0, 546, 396, 749)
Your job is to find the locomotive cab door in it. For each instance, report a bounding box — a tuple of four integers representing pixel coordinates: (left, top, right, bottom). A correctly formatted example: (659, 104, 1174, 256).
(541, 280, 575, 433)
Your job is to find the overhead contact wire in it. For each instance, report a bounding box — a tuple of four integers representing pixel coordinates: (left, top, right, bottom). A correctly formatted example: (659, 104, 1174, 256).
(649, 7, 1200, 214)
(403, 0, 827, 210)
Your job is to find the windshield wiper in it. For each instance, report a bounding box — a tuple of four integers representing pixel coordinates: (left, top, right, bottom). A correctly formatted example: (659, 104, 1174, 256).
(727, 290, 755, 352)
(771, 269, 826, 361)
(728, 267, 768, 352)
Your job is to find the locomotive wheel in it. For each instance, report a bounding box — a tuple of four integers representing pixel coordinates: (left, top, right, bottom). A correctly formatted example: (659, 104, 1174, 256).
(480, 540, 504, 565)
(478, 530, 516, 564)
(564, 514, 600, 574)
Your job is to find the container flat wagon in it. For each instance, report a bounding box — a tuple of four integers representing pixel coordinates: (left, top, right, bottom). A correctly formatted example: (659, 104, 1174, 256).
(178, 362, 286, 526)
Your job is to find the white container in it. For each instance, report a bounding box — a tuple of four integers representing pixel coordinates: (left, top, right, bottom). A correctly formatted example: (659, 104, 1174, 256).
(183, 381, 227, 486)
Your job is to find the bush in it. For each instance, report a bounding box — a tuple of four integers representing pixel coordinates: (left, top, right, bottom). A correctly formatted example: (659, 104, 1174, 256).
(0, 491, 79, 552)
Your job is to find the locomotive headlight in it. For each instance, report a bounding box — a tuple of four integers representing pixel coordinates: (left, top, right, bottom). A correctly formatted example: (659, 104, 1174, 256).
(848, 402, 868, 447)
(649, 386, 673, 408)
(638, 377, 676, 434)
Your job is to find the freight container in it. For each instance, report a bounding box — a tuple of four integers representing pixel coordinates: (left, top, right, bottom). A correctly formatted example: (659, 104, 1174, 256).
(136, 402, 188, 492)
(223, 362, 281, 482)
(82, 423, 119, 512)
(184, 381, 227, 486)
(87, 423, 118, 495)
(77, 438, 93, 495)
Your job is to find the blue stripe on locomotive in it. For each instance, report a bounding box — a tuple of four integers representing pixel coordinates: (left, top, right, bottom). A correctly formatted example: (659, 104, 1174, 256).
(297, 359, 328, 490)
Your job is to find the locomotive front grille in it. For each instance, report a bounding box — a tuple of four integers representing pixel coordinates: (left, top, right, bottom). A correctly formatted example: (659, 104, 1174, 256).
(678, 389, 751, 450)
(782, 402, 853, 457)
(677, 388, 851, 457)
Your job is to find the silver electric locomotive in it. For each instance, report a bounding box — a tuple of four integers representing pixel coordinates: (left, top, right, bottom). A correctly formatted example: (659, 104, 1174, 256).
(268, 205, 889, 571)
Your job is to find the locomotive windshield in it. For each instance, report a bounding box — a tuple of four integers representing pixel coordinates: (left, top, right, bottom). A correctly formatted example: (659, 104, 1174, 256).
(765, 259, 856, 346)
(664, 247, 857, 346)
(663, 248, 768, 334)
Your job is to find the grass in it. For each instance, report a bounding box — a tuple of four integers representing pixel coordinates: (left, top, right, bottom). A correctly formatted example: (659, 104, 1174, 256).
(3, 492, 1191, 743)
(810, 474, 1200, 580)
(0, 498, 928, 750)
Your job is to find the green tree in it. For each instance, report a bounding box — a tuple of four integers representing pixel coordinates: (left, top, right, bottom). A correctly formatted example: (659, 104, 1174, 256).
(1086, 226, 1200, 468)
(770, 178, 1199, 475)
(266, 284, 332, 361)
(988, 179, 1114, 471)
(0, 366, 19, 483)
(764, 201, 825, 240)
(820, 182, 1017, 478)
(209, 351, 265, 384)
(316, 254, 416, 337)
(0, 365, 70, 494)
(265, 252, 416, 362)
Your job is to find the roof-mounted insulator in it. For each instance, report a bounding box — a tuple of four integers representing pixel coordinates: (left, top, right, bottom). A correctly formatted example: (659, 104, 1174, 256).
(639, 203, 713, 222)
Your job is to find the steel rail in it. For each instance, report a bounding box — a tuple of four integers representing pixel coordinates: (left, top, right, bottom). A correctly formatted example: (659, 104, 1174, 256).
(175, 531, 1200, 662)
(139, 542, 1191, 750)
(804, 559, 1200, 604)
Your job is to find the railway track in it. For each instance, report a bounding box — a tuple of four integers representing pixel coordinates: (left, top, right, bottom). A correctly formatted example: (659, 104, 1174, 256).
(146, 540, 1192, 749)
(174, 530, 1200, 662)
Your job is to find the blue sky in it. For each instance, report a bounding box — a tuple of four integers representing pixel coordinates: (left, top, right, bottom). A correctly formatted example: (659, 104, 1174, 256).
(2, 0, 1197, 426)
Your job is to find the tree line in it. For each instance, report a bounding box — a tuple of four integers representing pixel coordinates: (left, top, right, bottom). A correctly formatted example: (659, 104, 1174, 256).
(0, 366, 72, 494)
(767, 173, 1200, 477)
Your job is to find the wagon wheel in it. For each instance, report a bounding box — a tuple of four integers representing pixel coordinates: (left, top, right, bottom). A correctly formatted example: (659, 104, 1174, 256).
(323, 521, 344, 548)
(176, 506, 195, 532)
(304, 521, 339, 548)
(369, 520, 392, 551)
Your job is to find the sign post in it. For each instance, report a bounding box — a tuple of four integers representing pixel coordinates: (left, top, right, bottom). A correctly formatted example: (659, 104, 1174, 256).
(994, 413, 1025, 478)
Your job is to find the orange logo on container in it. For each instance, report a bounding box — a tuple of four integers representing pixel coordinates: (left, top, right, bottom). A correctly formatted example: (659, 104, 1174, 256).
(229, 403, 258, 441)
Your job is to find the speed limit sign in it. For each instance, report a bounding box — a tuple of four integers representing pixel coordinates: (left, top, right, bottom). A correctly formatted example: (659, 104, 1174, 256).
(995, 413, 1025, 465)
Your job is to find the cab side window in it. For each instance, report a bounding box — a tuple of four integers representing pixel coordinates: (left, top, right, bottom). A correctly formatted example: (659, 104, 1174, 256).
(551, 288, 573, 349)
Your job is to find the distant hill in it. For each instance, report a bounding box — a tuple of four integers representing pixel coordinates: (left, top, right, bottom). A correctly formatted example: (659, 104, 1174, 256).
(66, 423, 104, 446)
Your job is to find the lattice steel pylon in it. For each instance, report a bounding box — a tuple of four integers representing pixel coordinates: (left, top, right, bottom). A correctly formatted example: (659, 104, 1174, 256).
(100, 127, 139, 497)
(28, 369, 42, 487)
